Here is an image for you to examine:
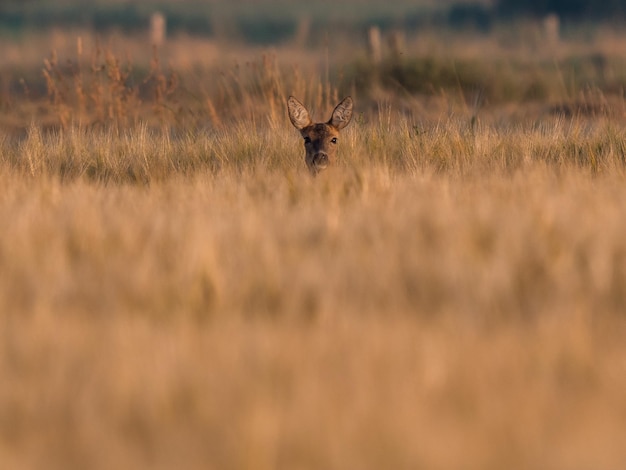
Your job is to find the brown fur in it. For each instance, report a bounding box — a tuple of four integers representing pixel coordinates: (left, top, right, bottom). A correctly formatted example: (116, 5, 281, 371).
(287, 96, 353, 175)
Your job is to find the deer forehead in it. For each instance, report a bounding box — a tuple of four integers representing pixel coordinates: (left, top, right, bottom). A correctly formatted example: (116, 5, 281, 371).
(301, 123, 339, 141)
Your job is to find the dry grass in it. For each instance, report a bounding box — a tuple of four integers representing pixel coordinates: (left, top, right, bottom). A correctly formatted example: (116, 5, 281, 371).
(6, 25, 626, 134)
(2, 28, 626, 470)
(2, 115, 626, 469)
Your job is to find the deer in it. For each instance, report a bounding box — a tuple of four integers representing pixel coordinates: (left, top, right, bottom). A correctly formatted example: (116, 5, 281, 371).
(287, 96, 353, 175)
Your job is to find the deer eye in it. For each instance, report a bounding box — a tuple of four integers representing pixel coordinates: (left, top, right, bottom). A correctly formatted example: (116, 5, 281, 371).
(303, 136, 311, 144)
(331, 137, 338, 144)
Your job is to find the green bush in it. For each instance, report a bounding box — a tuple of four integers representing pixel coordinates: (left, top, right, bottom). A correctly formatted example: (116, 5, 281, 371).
(496, 0, 626, 19)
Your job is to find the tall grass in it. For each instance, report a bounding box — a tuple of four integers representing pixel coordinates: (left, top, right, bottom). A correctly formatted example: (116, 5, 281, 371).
(4, 113, 626, 181)
(3, 149, 626, 469)
(3, 28, 626, 470)
(5, 27, 626, 133)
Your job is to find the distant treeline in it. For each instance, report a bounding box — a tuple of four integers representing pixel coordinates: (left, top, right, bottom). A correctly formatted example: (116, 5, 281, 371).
(496, 0, 626, 19)
(1, 1, 626, 43)
(0, 3, 458, 42)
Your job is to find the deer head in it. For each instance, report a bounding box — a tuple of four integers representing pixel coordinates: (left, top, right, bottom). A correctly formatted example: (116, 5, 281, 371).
(287, 96, 353, 175)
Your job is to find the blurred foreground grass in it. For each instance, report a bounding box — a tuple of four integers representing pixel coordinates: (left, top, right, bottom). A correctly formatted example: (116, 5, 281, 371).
(2, 114, 626, 469)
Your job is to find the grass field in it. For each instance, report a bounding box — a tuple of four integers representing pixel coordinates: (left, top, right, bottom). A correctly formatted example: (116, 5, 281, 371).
(2, 23, 626, 470)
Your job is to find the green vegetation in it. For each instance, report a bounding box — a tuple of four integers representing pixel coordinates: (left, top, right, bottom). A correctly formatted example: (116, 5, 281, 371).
(0, 0, 453, 41)
(497, 0, 626, 19)
(5, 0, 626, 46)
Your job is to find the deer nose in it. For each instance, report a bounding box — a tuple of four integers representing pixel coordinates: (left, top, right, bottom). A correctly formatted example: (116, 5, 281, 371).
(313, 153, 329, 166)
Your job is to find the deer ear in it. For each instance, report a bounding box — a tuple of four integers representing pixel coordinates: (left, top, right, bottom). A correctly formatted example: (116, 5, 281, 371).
(329, 97, 353, 130)
(287, 96, 313, 130)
